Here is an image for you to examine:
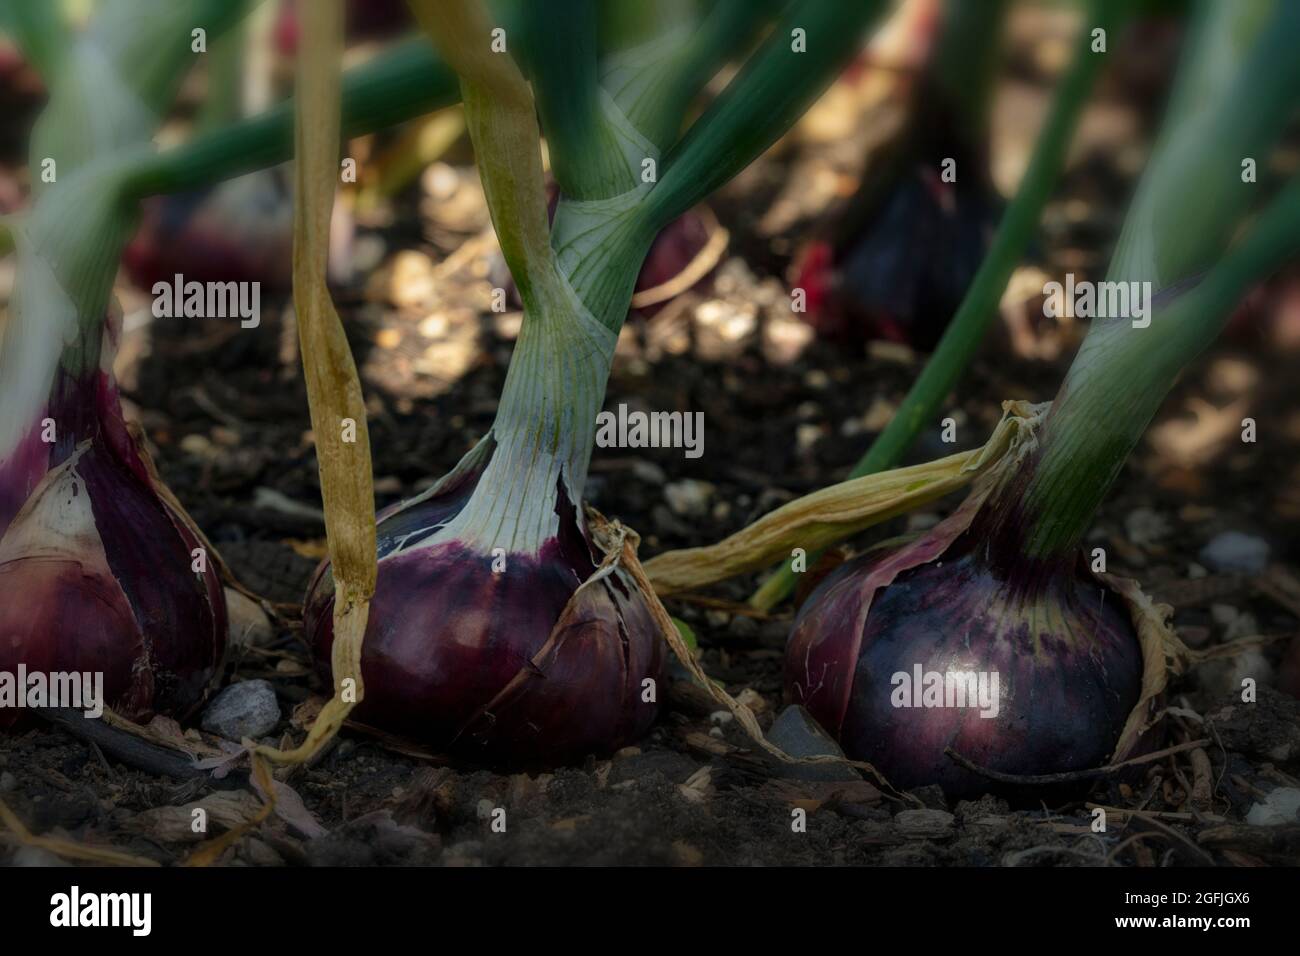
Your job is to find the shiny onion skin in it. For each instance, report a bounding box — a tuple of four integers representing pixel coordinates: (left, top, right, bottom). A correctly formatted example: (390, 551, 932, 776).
(0, 369, 227, 728)
(786, 530, 1143, 797)
(304, 449, 665, 767)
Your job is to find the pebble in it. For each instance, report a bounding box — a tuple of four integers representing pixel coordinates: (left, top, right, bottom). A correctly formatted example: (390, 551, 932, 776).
(1198, 531, 1270, 574)
(1125, 507, 1170, 547)
(727, 616, 759, 638)
(1245, 787, 1300, 826)
(12, 846, 68, 866)
(225, 588, 274, 650)
(767, 705, 859, 782)
(200, 680, 281, 741)
(631, 460, 667, 485)
(664, 479, 714, 519)
(895, 808, 956, 839)
(0, 771, 16, 792)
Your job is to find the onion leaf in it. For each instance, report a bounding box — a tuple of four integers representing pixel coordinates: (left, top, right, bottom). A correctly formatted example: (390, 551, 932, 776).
(259, 0, 376, 765)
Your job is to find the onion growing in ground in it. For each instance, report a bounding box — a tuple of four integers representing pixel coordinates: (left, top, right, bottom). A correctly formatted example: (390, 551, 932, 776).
(785, 417, 1145, 795)
(0, 309, 226, 727)
(795, 0, 1003, 349)
(302, 0, 886, 764)
(303, 321, 666, 763)
(0, 1, 248, 727)
(787, 0, 1300, 796)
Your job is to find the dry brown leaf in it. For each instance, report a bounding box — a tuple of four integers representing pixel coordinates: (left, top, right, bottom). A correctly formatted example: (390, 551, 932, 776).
(258, 0, 376, 767)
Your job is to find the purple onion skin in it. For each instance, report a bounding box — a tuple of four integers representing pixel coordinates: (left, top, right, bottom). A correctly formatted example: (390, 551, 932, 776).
(305, 481, 664, 768)
(0, 371, 226, 727)
(786, 535, 1142, 798)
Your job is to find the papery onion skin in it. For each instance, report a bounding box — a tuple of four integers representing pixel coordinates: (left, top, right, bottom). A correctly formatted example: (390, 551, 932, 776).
(0, 372, 226, 727)
(305, 469, 664, 767)
(786, 534, 1143, 797)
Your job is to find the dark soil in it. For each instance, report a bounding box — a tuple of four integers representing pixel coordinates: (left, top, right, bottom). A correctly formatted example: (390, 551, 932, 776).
(4, 11, 1300, 867)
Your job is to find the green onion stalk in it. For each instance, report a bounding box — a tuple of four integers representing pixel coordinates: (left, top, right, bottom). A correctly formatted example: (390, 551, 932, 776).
(300, 0, 891, 765)
(753, 0, 1109, 611)
(784, 0, 1300, 797)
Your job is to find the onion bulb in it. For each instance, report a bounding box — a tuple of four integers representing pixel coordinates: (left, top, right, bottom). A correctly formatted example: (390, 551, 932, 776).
(786, 432, 1150, 797)
(0, 316, 226, 727)
(305, 314, 664, 766)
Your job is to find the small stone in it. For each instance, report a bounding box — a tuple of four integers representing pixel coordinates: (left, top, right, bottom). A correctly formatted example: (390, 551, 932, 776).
(1198, 531, 1270, 574)
(241, 837, 284, 867)
(631, 460, 667, 485)
(664, 479, 714, 518)
(0, 771, 16, 792)
(1245, 788, 1300, 826)
(895, 808, 956, 839)
(709, 710, 734, 726)
(735, 687, 768, 715)
(201, 680, 281, 741)
(795, 423, 822, 455)
(727, 615, 759, 638)
(767, 705, 858, 782)
(1125, 507, 1170, 548)
(12, 846, 68, 866)
(225, 588, 274, 650)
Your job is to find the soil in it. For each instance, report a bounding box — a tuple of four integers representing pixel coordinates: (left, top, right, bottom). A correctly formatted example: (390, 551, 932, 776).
(3, 11, 1300, 867)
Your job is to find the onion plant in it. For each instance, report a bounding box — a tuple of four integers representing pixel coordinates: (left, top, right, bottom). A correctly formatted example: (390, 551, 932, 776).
(785, 0, 1300, 795)
(0, 2, 469, 730)
(300, 0, 889, 764)
(753, 0, 1121, 611)
(643, 0, 1300, 796)
(0, 1, 248, 725)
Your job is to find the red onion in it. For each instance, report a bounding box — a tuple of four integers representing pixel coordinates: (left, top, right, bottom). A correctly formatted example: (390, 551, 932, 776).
(786, 438, 1146, 797)
(304, 314, 664, 766)
(0, 315, 226, 727)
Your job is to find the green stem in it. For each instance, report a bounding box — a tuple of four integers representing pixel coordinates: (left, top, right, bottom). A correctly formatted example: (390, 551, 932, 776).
(31, 1, 251, 197)
(0, 0, 69, 81)
(751, 0, 1115, 610)
(931, 0, 1008, 153)
(643, 0, 888, 232)
(122, 37, 460, 201)
(1018, 175, 1300, 558)
(195, 23, 247, 133)
(604, 0, 773, 155)
(522, 0, 634, 200)
(1007, 0, 1300, 558)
